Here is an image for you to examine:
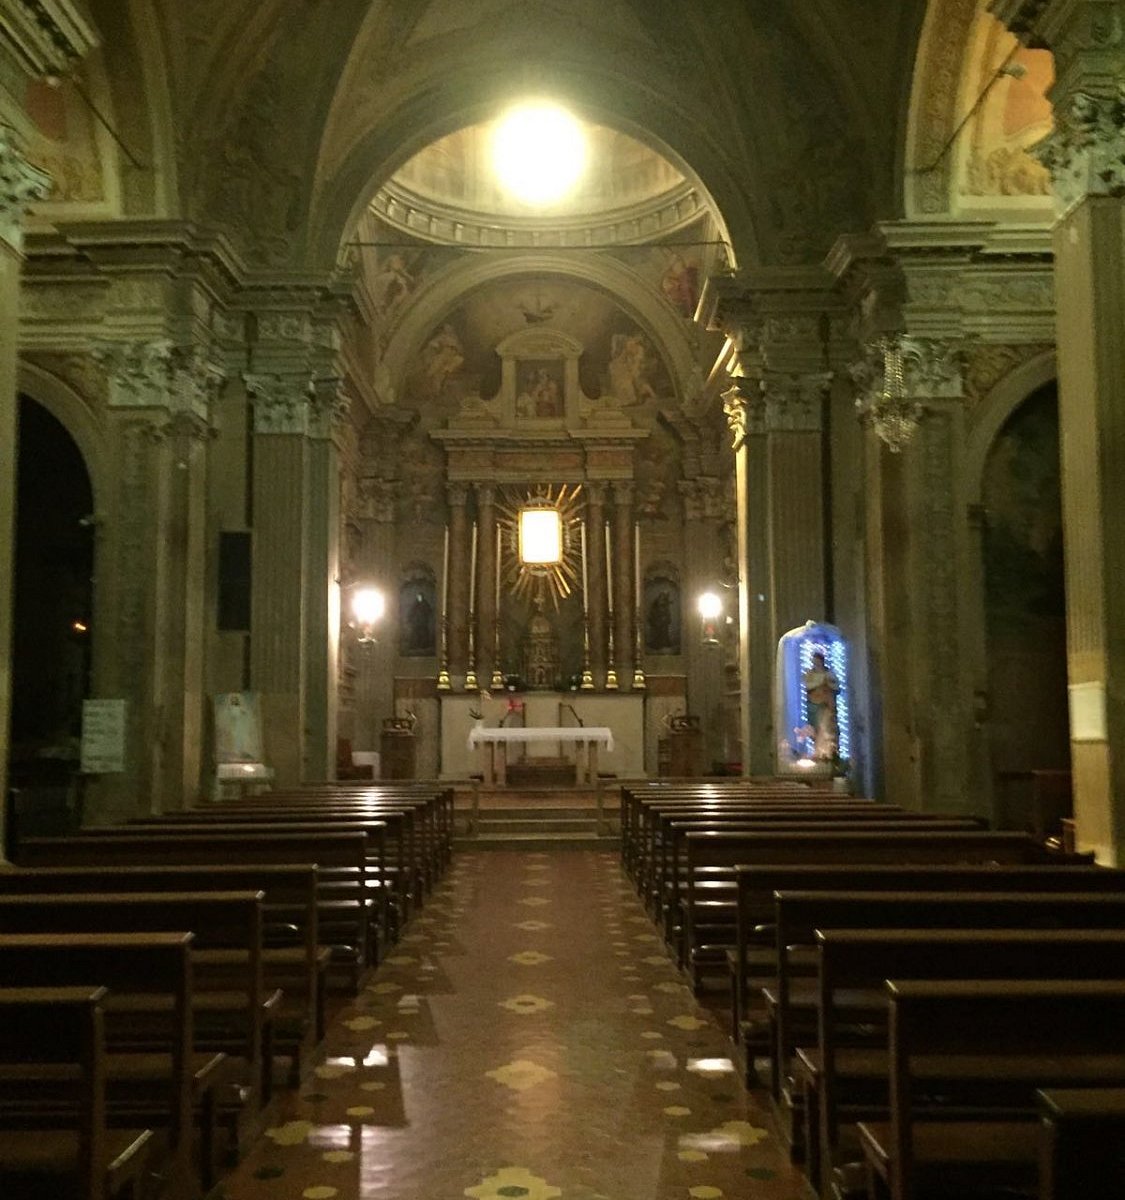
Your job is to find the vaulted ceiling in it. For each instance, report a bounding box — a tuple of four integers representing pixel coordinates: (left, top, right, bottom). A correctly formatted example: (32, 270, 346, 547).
(85, 0, 929, 271)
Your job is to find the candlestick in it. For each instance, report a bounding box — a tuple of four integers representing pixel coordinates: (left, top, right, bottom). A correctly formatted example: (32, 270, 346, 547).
(580, 521, 589, 615)
(491, 524, 504, 689)
(468, 521, 478, 618)
(440, 525, 450, 622)
(437, 525, 451, 690)
(604, 520, 614, 617)
(633, 520, 646, 691)
(494, 524, 501, 610)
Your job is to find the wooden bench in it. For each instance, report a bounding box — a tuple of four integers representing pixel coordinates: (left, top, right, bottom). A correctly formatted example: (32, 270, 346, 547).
(1037, 1087, 1125, 1200)
(809, 927, 1125, 1196)
(0, 932, 225, 1195)
(0, 865, 329, 1046)
(0, 892, 274, 1105)
(855, 981, 1125, 1200)
(14, 831, 373, 986)
(727, 863, 1125, 1054)
(0, 986, 157, 1200)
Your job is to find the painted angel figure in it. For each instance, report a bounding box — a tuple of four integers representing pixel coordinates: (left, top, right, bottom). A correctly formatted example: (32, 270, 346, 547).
(607, 332, 657, 407)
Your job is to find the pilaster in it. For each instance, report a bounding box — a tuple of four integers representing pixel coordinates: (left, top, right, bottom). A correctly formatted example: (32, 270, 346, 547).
(992, 0, 1125, 860)
(0, 126, 48, 854)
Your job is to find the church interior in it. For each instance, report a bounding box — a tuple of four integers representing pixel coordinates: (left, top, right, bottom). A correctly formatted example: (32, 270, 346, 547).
(1, 1, 1124, 1198)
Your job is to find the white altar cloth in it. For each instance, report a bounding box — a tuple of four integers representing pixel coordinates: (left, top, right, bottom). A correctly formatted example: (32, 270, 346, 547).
(467, 726, 614, 751)
(467, 725, 613, 785)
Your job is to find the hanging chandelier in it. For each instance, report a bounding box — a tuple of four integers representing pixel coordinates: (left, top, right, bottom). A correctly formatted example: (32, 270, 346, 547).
(853, 335, 925, 454)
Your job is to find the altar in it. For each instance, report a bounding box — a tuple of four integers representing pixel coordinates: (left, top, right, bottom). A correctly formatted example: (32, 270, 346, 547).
(440, 692, 645, 780)
(468, 724, 614, 785)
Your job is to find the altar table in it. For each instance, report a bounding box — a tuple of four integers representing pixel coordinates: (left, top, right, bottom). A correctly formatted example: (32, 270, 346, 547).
(467, 726, 614, 786)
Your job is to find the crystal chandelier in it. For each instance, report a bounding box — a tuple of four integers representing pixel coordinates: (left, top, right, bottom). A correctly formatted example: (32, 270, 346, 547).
(854, 335, 925, 454)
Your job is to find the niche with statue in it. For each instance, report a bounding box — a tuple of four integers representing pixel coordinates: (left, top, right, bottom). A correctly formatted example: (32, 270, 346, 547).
(643, 564, 681, 655)
(775, 620, 850, 776)
(398, 565, 437, 657)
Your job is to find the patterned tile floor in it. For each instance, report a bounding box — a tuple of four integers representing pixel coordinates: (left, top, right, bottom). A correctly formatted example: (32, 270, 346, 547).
(217, 851, 808, 1200)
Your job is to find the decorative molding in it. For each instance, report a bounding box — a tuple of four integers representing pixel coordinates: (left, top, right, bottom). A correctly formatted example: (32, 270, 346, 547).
(0, 0, 100, 79)
(94, 339, 225, 426)
(759, 371, 831, 433)
(0, 124, 51, 251)
(1037, 87, 1125, 216)
(721, 383, 750, 450)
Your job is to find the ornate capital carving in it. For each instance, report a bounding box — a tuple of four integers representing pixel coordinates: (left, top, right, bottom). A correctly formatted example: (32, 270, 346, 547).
(446, 482, 470, 509)
(308, 375, 350, 440)
(721, 382, 750, 450)
(244, 372, 313, 435)
(759, 372, 831, 433)
(612, 480, 635, 508)
(95, 340, 225, 424)
(1036, 87, 1125, 214)
(0, 125, 51, 250)
(584, 481, 607, 508)
(474, 483, 496, 509)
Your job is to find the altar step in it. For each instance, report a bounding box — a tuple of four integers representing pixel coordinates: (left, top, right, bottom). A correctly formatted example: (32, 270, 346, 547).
(456, 802, 620, 851)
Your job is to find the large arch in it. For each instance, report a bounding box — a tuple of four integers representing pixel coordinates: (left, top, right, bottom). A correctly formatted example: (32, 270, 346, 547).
(379, 251, 705, 405)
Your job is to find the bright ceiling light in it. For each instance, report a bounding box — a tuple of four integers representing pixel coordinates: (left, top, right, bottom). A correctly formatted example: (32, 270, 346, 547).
(492, 101, 587, 205)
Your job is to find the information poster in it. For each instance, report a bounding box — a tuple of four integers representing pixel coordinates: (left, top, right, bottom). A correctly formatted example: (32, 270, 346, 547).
(80, 699, 127, 774)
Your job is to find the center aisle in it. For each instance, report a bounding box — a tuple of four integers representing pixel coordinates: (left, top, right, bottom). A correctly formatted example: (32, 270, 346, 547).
(220, 850, 805, 1200)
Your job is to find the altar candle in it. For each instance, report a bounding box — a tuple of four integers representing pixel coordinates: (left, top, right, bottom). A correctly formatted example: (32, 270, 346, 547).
(605, 520, 614, 617)
(580, 521, 589, 614)
(634, 521, 641, 610)
(468, 521, 478, 617)
(441, 525, 450, 620)
(494, 524, 502, 610)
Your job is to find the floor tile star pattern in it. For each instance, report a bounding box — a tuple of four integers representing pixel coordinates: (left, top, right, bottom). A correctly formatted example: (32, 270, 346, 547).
(216, 849, 806, 1200)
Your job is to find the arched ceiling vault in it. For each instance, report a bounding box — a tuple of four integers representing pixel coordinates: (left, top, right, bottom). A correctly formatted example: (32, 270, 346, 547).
(58, 1, 934, 272)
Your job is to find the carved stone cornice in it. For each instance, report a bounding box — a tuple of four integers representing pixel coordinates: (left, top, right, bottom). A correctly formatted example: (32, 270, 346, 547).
(1036, 86, 1125, 215)
(0, 0, 100, 79)
(243, 372, 313, 436)
(0, 125, 51, 251)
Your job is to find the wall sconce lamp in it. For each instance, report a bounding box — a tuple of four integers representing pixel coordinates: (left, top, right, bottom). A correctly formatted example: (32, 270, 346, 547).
(350, 585, 386, 646)
(698, 591, 723, 646)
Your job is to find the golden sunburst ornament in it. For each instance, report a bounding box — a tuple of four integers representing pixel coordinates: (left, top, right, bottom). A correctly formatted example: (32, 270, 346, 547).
(498, 484, 584, 608)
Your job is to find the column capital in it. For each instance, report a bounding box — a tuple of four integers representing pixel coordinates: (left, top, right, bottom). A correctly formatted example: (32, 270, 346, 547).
(759, 371, 832, 433)
(308, 375, 351, 441)
(1037, 86, 1125, 215)
(446, 482, 470, 508)
(721, 381, 753, 450)
(0, 126, 51, 252)
(584, 480, 608, 507)
(95, 339, 225, 425)
(244, 371, 314, 436)
(612, 480, 635, 508)
(474, 482, 497, 508)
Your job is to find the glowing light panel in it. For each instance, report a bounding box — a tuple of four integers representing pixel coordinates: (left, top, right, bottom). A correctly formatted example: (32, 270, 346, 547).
(492, 102, 587, 205)
(519, 508, 563, 566)
(351, 587, 386, 627)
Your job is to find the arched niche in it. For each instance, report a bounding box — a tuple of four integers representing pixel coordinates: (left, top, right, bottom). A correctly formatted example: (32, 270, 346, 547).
(904, 0, 1054, 222)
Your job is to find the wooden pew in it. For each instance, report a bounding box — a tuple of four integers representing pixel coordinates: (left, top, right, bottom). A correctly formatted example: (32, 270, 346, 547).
(1037, 1088, 1125, 1200)
(855, 981, 1125, 1200)
(0, 986, 157, 1200)
(727, 863, 1125, 1054)
(677, 826, 1032, 989)
(0, 865, 327, 1046)
(0, 932, 222, 1195)
(0, 892, 274, 1103)
(14, 831, 374, 985)
(808, 927, 1125, 1195)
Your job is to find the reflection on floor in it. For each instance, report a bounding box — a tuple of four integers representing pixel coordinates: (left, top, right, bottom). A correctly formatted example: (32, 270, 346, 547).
(218, 851, 807, 1200)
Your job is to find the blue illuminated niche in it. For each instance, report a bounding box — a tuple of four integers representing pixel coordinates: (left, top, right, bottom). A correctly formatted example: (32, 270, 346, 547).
(775, 620, 850, 775)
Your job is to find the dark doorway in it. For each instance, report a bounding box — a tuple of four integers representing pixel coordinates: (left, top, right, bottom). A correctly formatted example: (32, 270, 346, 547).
(981, 382, 1071, 834)
(8, 395, 95, 842)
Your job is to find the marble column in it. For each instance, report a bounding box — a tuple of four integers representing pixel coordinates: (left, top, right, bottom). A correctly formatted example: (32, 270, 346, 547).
(586, 483, 608, 681)
(612, 482, 635, 688)
(245, 373, 311, 788)
(0, 131, 49, 855)
(475, 484, 498, 685)
(303, 379, 346, 781)
(446, 483, 470, 680)
(993, 0, 1125, 864)
(725, 383, 774, 775)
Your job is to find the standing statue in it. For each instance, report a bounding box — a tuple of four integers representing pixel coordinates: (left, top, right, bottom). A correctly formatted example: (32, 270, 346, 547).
(802, 651, 840, 760)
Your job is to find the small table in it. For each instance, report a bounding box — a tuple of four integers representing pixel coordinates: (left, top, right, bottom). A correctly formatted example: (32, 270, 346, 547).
(467, 726, 614, 786)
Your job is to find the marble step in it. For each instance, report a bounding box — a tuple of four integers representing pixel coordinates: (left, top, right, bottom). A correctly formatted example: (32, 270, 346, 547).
(455, 831, 620, 851)
(475, 817, 598, 835)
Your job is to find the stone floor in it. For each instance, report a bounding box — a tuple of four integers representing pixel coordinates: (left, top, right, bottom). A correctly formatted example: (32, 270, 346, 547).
(217, 850, 809, 1200)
